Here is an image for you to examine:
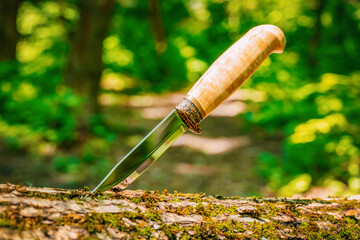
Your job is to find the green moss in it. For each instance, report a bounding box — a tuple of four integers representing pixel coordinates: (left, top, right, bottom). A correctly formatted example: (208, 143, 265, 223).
(128, 190, 165, 207)
(337, 200, 360, 211)
(160, 219, 248, 239)
(0, 187, 11, 194)
(251, 221, 279, 239)
(145, 210, 162, 222)
(137, 225, 153, 237)
(264, 202, 280, 217)
(194, 203, 238, 217)
(161, 223, 184, 238)
(1, 184, 360, 239)
(13, 188, 118, 202)
(58, 213, 127, 233)
(0, 219, 11, 228)
(0, 208, 43, 231)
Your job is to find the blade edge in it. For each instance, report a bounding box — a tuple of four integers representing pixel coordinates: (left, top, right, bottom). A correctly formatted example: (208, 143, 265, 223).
(93, 110, 187, 192)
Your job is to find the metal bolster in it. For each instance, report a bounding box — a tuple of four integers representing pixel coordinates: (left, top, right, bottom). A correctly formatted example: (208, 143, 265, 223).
(175, 98, 203, 134)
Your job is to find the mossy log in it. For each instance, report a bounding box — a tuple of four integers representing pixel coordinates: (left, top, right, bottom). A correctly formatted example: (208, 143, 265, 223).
(0, 184, 359, 239)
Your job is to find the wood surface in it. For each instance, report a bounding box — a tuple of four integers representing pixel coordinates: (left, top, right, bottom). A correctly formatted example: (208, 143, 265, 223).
(186, 25, 286, 118)
(0, 184, 359, 239)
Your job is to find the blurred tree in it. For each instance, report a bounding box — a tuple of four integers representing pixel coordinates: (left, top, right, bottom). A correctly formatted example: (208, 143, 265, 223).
(0, 0, 23, 61)
(309, 0, 324, 70)
(65, 0, 115, 116)
(148, 0, 167, 54)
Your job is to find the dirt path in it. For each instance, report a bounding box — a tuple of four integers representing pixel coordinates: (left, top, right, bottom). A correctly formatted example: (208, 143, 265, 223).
(109, 91, 282, 197)
(0, 91, 282, 197)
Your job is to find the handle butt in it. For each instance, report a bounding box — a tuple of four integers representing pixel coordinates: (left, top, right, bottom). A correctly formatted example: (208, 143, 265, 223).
(257, 24, 286, 54)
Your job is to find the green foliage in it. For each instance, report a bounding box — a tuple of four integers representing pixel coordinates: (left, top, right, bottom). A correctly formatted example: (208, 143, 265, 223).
(0, 64, 77, 146)
(243, 1, 360, 196)
(0, 0, 360, 195)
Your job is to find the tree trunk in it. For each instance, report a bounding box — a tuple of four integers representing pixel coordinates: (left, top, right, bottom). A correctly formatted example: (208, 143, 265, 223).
(309, 0, 324, 71)
(1, 184, 359, 239)
(148, 0, 167, 54)
(0, 0, 22, 62)
(64, 0, 115, 116)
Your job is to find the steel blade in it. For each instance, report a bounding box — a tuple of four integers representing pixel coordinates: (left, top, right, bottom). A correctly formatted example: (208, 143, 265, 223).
(93, 110, 187, 192)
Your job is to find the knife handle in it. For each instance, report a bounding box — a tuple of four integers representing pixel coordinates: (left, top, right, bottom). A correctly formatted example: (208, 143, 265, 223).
(176, 25, 285, 133)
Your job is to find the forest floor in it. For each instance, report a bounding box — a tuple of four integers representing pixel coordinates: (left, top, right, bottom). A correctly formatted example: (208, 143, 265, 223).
(0, 91, 283, 197)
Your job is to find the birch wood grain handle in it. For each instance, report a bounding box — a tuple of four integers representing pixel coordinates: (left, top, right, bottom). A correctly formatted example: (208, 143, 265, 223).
(176, 25, 285, 133)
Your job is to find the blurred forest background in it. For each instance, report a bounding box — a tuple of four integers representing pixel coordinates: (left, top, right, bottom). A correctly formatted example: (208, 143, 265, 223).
(0, 0, 360, 197)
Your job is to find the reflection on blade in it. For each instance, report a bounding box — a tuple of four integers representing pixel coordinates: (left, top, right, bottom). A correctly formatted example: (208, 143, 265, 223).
(93, 110, 187, 192)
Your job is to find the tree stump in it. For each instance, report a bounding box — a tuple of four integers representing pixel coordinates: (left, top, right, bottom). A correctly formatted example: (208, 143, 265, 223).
(0, 183, 359, 239)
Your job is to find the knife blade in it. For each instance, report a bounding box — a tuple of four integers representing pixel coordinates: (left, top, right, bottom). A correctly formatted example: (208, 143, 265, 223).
(93, 110, 187, 191)
(93, 24, 286, 192)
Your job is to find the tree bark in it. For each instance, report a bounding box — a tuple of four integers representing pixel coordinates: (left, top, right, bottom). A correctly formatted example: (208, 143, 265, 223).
(0, 0, 22, 62)
(64, 0, 115, 116)
(0, 184, 359, 239)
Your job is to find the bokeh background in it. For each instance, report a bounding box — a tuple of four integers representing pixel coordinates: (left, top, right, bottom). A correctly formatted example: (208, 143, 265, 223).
(0, 0, 359, 197)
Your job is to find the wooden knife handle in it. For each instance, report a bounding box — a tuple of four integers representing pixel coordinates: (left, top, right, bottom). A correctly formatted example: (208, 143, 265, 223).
(176, 25, 285, 133)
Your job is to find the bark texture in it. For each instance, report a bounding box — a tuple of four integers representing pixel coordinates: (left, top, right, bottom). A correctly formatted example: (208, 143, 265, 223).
(0, 184, 359, 239)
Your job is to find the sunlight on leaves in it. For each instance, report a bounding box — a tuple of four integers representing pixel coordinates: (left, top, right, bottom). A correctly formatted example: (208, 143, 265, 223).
(348, 163, 359, 176)
(276, 70, 291, 82)
(180, 46, 196, 58)
(282, 51, 299, 66)
(42, 1, 61, 17)
(186, 58, 208, 73)
(17, 2, 47, 35)
(17, 42, 45, 63)
(226, 0, 241, 35)
(319, 73, 340, 92)
(101, 73, 125, 91)
(103, 36, 134, 66)
(293, 83, 317, 100)
(242, 0, 258, 10)
(64, 5, 79, 21)
(290, 114, 347, 144)
(335, 136, 359, 158)
(101, 70, 136, 91)
(297, 15, 314, 27)
(278, 174, 312, 197)
(348, 177, 360, 193)
(12, 82, 37, 102)
(316, 96, 343, 115)
(187, 0, 211, 22)
(0, 119, 42, 152)
(321, 11, 333, 27)
(323, 178, 347, 196)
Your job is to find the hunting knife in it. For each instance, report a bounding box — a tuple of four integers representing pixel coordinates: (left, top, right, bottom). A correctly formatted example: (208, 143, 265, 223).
(93, 25, 286, 192)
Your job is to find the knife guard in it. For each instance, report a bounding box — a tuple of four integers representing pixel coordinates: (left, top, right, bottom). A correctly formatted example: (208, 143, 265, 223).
(176, 25, 286, 134)
(175, 98, 203, 134)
